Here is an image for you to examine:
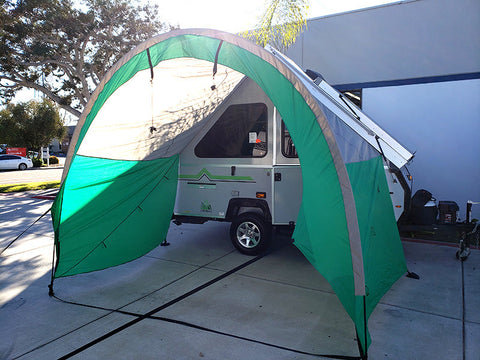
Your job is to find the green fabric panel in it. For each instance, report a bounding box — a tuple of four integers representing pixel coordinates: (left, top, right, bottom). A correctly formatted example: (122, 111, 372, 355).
(347, 156, 407, 350)
(53, 155, 178, 277)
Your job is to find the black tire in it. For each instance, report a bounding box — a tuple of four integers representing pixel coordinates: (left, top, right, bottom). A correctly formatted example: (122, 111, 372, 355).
(18, 163, 27, 170)
(230, 212, 271, 255)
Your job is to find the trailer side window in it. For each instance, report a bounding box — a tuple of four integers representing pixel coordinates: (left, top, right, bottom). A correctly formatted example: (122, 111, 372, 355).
(281, 121, 298, 158)
(195, 103, 268, 158)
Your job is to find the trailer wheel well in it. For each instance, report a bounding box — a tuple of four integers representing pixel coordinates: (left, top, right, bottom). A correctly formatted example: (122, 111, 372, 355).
(226, 198, 271, 224)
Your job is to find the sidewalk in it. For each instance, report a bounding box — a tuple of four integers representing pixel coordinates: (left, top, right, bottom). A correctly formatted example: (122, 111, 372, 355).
(1, 191, 479, 359)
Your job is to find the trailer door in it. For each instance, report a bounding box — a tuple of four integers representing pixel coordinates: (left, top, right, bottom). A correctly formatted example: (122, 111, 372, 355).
(272, 115, 302, 225)
(272, 165, 302, 224)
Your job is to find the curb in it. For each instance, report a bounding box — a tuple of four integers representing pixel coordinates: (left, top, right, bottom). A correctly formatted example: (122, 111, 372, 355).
(31, 195, 57, 200)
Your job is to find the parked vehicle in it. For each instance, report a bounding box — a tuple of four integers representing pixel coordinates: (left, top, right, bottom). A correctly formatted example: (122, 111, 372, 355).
(173, 73, 413, 255)
(0, 154, 33, 170)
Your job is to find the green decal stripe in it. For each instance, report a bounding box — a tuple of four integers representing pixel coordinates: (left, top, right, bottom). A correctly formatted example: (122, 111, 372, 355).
(179, 168, 254, 181)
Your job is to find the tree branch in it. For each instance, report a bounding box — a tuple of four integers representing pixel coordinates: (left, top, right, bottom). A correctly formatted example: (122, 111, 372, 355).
(10, 55, 88, 107)
(10, 72, 81, 117)
(20, 59, 75, 73)
(77, 37, 94, 100)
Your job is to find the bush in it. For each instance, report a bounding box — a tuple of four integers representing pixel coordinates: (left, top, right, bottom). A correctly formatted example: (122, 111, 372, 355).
(32, 157, 43, 167)
(49, 155, 59, 164)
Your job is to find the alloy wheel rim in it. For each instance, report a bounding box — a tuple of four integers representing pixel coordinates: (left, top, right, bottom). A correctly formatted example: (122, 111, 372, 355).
(236, 221, 261, 248)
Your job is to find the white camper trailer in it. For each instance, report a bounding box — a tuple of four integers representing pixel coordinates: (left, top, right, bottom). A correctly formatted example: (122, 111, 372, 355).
(174, 48, 413, 255)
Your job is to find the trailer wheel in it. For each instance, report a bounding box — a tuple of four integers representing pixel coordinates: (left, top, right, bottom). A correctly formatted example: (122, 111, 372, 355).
(230, 212, 271, 255)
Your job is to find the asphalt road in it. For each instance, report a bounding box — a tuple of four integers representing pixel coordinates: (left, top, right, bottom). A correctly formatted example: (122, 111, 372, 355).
(0, 166, 64, 185)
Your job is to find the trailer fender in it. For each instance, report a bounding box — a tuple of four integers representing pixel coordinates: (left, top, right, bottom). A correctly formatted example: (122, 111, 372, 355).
(225, 198, 272, 224)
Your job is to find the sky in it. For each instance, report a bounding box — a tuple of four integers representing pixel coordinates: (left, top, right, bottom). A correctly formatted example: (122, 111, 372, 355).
(154, 0, 398, 33)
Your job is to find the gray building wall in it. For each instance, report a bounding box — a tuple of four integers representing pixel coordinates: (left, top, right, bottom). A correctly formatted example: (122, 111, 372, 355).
(286, 0, 480, 220)
(287, 0, 479, 85)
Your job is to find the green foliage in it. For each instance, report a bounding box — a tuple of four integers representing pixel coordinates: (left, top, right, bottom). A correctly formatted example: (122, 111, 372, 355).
(0, 99, 66, 151)
(32, 157, 44, 167)
(0, 0, 172, 117)
(241, 0, 309, 50)
(49, 155, 59, 164)
(0, 181, 60, 193)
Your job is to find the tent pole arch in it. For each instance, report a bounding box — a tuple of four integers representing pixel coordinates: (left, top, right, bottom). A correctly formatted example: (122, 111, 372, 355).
(52, 29, 408, 357)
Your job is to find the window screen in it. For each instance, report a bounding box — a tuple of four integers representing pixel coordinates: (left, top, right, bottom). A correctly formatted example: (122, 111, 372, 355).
(195, 103, 268, 158)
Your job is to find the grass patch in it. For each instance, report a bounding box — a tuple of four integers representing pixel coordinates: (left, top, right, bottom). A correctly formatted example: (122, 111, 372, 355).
(0, 181, 60, 193)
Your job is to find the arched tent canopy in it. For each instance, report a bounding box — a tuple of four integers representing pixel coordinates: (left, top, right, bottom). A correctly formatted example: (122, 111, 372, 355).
(51, 29, 407, 355)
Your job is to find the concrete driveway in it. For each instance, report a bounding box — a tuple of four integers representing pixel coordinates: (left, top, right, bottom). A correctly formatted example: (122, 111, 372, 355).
(1, 191, 479, 359)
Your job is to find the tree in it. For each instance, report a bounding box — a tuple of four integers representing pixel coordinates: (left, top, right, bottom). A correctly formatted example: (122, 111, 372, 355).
(0, 0, 172, 118)
(0, 99, 66, 152)
(241, 0, 309, 50)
